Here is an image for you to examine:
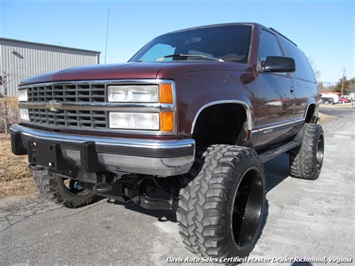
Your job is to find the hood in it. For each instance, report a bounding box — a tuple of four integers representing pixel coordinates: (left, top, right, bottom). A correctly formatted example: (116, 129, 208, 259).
(20, 63, 164, 85)
(20, 61, 250, 85)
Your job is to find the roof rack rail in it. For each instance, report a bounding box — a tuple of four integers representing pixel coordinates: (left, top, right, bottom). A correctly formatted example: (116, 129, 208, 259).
(269, 27, 297, 46)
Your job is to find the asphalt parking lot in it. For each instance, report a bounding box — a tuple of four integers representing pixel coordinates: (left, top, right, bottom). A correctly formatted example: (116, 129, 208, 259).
(0, 106, 354, 266)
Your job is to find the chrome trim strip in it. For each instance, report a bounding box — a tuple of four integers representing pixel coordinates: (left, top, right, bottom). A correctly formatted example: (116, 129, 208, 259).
(294, 118, 306, 124)
(253, 120, 296, 131)
(191, 100, 253, 134)
(251, 118, 305, 134)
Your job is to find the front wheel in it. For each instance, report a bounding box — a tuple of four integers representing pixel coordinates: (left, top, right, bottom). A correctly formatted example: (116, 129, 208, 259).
(177, 145, 266, 259)
(32, 170, 97, 208)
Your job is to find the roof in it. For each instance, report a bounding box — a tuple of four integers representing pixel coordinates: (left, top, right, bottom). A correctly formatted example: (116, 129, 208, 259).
(163, 22, 257, 35)
(0, 37, 101, 54)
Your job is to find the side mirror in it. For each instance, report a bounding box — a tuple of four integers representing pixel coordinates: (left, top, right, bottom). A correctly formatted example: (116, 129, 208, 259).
(261, 56, 295, 72)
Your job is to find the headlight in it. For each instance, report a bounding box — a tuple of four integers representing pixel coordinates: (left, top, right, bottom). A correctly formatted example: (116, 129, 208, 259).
(18, 89, 28, 102)
(109, 112, 159, 130)
(108, 82, 175, 132)
(108, 85, 158, 102)
(19, 109, 30, 121)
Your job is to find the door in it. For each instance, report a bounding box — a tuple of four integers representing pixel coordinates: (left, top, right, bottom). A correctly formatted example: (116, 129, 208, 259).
(254, 30, 295, 149)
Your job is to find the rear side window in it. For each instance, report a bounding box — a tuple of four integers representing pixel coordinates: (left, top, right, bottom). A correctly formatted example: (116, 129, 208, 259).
(259, 30, 283, 61)
(279, 37, 316, 83)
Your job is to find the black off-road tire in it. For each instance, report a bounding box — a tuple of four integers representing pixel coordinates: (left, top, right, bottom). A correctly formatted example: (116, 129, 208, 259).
(289, 123, 324, 180)
(177, 145, 266, 259)
(32, 170, 97, 208)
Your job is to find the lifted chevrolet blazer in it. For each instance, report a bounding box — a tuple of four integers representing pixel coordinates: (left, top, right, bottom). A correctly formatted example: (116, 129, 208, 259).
(11, 23, 324, 259)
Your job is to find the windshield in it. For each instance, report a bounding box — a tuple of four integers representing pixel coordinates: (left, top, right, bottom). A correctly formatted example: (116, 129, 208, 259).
(129, 24, 252, 63)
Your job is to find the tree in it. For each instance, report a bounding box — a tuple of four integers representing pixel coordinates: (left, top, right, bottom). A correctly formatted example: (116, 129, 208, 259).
(318, 82, 324, 92)
(347, 78, 355, 93)
(333, 77, 354, 95)
(308, 57, 321, 81)
(1, 72, 10, 133)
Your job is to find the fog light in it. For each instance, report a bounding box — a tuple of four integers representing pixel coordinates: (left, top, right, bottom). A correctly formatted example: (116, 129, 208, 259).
(19, 109, 30, 121)
(18, 89, 28, 102)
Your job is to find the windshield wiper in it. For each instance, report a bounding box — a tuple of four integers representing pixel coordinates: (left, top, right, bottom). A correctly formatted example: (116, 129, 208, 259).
(163, 54, 224, 62)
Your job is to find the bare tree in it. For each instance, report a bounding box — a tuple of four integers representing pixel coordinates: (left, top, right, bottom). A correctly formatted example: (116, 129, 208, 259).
(1, 71, 10, 133)
(308, 57, 321, 81)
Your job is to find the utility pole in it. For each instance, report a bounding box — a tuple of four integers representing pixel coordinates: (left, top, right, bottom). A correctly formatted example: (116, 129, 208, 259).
(341, 67, 346, 97)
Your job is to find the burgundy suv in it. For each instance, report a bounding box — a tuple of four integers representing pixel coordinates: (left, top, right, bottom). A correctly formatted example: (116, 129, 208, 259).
(11, 23, 324, 259)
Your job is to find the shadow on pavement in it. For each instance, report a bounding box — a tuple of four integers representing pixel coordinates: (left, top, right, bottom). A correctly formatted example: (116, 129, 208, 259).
(264, 153, 290, 193)
(108, 198, 177, 222)
(104, 153, 291, 225)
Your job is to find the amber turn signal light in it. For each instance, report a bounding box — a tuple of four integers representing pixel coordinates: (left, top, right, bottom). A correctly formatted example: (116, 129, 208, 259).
(160, 83, 173, 104)
(160, 112, 174, 132)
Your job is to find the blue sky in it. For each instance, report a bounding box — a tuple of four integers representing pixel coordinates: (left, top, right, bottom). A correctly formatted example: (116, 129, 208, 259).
(0, 0, 354, 84)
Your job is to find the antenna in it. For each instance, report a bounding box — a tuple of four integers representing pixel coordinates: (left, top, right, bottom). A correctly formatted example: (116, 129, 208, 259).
(104, 8, 110, 64)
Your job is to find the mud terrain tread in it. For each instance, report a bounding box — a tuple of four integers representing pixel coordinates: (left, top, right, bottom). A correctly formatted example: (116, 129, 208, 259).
(33, 170, 97, 208)
(290, 123, 324, 180)
(177, 145, 265, 258)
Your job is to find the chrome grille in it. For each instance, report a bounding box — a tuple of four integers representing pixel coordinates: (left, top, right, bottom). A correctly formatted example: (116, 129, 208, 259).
(27, 84, 106, 102)
(26, 83, 109, 129)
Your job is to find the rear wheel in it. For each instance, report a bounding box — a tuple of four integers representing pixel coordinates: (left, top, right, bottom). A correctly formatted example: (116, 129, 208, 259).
(289, 123, 324, 180)
(32, 170, 97, 208)
(177, 145, 265, 259)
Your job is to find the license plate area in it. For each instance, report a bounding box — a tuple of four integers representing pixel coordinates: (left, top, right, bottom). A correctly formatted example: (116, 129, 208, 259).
(29, 140, 65, 170)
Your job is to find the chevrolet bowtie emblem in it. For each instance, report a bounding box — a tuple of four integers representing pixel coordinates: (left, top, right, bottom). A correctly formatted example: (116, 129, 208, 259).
(46, 100, 62, 112)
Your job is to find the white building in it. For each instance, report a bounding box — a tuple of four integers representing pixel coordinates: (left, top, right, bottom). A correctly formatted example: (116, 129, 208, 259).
(0, 38, 100, 96)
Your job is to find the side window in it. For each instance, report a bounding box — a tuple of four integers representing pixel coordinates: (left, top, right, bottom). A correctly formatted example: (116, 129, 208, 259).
(279, 37, 316, 83)
(259, 30, 283, 62)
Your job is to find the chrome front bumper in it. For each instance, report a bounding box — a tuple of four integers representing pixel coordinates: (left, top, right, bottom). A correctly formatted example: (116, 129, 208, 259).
(10, 124, 195, 177)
